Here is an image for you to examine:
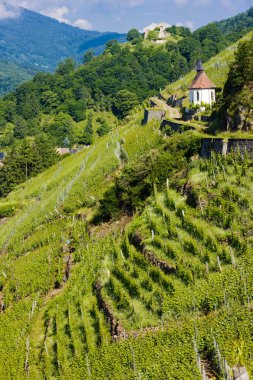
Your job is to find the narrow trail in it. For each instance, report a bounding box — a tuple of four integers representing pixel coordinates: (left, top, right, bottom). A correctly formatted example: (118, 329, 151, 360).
(149, 97, 181, 119)
(167, 105, 181, 119)
(0, 218, 8, 227)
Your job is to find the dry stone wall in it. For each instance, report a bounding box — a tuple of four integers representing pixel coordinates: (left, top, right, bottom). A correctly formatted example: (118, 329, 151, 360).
(228, 139, 253, 156)
(143, 109, 165, 124)
(201, 138, 253, 158)
(161, 119, 194, 133)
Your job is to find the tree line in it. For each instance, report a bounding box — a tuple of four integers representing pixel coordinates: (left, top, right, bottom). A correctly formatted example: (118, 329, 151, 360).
(0, 135, 59, 197)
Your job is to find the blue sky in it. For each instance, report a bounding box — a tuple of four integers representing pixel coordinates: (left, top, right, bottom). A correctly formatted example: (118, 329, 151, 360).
(1, 0, 253, 32)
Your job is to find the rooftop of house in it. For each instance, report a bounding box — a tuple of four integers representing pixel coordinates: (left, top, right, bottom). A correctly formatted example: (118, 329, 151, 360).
(188, 59, 216, 90)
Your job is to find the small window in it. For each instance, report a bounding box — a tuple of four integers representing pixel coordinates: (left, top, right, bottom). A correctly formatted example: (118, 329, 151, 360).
(211, 91, 214, 101)
(197, 91, 200, 101)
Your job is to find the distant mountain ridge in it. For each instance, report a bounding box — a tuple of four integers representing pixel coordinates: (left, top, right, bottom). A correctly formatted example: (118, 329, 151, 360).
(0, 7, 125, 75)
(0, 6, 252, 96)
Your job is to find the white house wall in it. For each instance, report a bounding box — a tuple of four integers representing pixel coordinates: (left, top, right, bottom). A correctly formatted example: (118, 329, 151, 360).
(189, 89, 215, 106)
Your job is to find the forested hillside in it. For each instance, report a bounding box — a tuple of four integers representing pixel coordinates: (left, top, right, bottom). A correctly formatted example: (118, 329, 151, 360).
(1, 8, 253, 138)
(0, 61, 32, 96)
(0, 7, 125, 94)
(0, 8, 125, 71)
(167, 7, 253, 67)
(215, 7, 253, 37)
(215, 34, 253, 131)
(0, 7, 252, 95)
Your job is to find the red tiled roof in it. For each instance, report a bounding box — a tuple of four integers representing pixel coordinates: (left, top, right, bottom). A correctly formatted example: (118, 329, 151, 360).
(188, 71, 216, 89)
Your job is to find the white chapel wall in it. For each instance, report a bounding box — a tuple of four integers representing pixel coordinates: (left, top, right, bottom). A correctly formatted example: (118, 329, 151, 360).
(190, 89, 215, 106)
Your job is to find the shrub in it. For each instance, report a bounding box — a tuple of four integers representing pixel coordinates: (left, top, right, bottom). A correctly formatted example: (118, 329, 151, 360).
(0, 202, 20, 218)
(93, 186, 121, 223)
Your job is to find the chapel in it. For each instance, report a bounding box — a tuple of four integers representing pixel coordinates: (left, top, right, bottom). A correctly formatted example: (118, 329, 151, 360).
(188, 59, 216, 106)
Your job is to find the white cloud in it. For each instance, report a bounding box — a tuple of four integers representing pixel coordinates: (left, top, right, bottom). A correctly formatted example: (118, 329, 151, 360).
(73, 18, 93, 30)
(41, 6, 93, 30)
(18, 1, 36, 10)
(175, 20, 194, 30)
(42, 6, 70, 23)
(185, 20, 194, 30)
(0, 3, 20, 19)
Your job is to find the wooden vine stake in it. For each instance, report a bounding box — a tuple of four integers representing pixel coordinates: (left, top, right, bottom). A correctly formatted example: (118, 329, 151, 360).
(217, 256, 222, 272)
(25, 337, 30, 374)
(86, 354, 92, 380)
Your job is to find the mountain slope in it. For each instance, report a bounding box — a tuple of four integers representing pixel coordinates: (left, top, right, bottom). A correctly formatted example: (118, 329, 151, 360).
(1, 108, 253, 378)
(0, 7, 252, 97)
(0, 29, 252, 153)
(0, 8, 125, 72)
(0, 7, 125, 94)
(216, 6, 253, 38)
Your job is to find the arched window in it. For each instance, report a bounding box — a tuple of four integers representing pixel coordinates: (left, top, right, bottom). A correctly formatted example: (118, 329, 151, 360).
(197, 91, 200, 102)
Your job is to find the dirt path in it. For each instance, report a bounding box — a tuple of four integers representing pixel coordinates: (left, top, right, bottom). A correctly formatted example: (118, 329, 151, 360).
(0, 218, 8, 226)
(166, 105, 181, 119)
(149, 97, 181, 119)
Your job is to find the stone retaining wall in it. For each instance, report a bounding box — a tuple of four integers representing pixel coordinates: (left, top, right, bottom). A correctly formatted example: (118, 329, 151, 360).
(201, 138, 253, 158)
(143, 109, 165, 125)
(161, 119, 195, 133)
(228, 139, 253, 156)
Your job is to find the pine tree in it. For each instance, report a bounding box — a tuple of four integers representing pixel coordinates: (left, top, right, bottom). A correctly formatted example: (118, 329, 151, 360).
(0, 137, 58, 198)
(82, 113, 93, 145)
(35, 134, 59, 170)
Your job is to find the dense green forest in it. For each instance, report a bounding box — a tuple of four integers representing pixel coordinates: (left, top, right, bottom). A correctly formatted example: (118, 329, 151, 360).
(0, 61, 32, 96)
(167, 6, 253, 66)
(214, 34, 253, 130)
(0, 136, 59, 198)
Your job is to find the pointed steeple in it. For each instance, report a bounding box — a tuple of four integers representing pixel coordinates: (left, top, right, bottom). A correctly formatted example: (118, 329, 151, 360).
(196, 58, 204, 72)
(188, 58, 216, 90)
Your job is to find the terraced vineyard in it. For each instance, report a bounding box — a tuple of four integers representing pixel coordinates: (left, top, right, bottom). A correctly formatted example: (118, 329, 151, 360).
(1, 89, 253, 378)
(0, 114, 165, 379)
(26, 149, 253, 379)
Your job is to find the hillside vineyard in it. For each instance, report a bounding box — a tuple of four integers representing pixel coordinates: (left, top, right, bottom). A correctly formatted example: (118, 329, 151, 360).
(0, 7, 253, 380)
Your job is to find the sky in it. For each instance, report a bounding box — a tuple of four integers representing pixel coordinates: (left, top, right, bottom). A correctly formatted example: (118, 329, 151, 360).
(0, 0, 252, 33)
